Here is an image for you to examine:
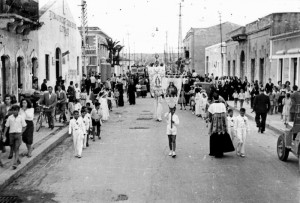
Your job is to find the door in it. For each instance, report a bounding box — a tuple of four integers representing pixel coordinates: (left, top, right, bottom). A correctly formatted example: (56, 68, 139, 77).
(251, 59, 255, 82)
(228, 61, 231, 76)
(240, 51, 245, 79)
(233, 60, 236, 76)
(259, 58, 264, 84)
(56, 48, 62, 80)
(279, 58, 283, 83)
(17, 57, 25, 87)
(292, 58, 298, 86)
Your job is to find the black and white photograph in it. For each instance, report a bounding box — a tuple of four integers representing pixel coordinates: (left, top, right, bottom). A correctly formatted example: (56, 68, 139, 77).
(0, 0, 300, 202)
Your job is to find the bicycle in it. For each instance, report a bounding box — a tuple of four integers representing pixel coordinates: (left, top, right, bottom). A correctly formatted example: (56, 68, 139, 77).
(36, 104, 50, 132)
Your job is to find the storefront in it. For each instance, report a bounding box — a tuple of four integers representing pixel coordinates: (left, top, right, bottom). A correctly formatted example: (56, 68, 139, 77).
(38, 0, 82, 88)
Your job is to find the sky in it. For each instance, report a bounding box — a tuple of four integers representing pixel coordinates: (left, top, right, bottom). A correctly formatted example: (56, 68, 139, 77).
(39, 0, 300, 53)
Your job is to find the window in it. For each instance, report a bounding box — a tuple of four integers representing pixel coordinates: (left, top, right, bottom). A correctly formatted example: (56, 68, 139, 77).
(45, 54, 49, 80)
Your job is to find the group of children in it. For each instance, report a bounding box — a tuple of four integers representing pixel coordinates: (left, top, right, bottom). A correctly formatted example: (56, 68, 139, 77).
(233, 89, 248, 109)
(68, 101, 105, 158)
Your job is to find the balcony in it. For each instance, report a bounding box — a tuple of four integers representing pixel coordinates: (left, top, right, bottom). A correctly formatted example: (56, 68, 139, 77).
(228, 27, 247, 42)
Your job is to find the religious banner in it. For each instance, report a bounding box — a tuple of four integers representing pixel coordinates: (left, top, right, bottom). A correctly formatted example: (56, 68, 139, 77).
(148, 65, 165, 94)
(161, 76, 183, 108)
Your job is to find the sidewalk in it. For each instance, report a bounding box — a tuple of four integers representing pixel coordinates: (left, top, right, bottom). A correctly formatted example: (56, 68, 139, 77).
(227, 100, 292, 135)
(0, 115, 69, 191)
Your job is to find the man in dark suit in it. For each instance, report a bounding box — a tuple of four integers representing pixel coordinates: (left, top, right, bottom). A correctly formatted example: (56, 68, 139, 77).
(39, 86, 57, 129)
(290, 85, 300, 122)
(41, 79, 48, 92)
(265, 78, 274, 94)
(56, 85, 67, 123)
(253, 88, 271, 133)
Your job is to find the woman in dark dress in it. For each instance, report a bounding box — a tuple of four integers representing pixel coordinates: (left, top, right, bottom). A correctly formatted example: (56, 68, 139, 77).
(0, 95, 15, 159)
(208, 94, 235, 158)
(127, 79, 136, 105)
(116, 81, 124, 107)
(20, 99, 34, 157)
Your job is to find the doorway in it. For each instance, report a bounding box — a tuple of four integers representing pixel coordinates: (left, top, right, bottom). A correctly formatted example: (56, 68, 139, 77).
(56, 48, 62, 80)
(206, 56, 209, 74)
(1, 56, 9, 96)
(279, 58, 283, 83)
(17, 57, 25, 88)
(292, 58, 298, 86)
(240, 51, 245, 79)
(251, 59, 255, 82)
(233, 60, 236, 76)
(32, 57, 38, 78)
(228, 61, 231, 76)
(259, 58, 264, 84)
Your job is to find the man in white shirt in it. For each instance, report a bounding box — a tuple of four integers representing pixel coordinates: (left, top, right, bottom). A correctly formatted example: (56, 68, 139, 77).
(90, 75, 96, 92)
(69, 110, 86, 158)
(164, 107, 180, 158)
(234, 108, 250, 157)
(75, 83, 81, 100)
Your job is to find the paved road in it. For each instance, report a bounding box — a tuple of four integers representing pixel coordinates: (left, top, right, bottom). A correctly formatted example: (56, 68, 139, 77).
(2, 97, 300, 203)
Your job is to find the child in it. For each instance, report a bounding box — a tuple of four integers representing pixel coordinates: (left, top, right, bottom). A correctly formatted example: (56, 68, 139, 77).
(114, 88, 120, 108)
(227, 109, 236, 140)
(274, 88, 280, 114)
(269, 90, 275, 115)
(278, 91, 286, 120)
(189, 87, 195, 113)
(233, 90, 239, 108)
(234, 108, 250, 157)
(91, 102, 103, 141)
(3, 105, 27, 169)
(282, 93, 292, 126)
(178, 89, 186, 110)
(74, 99, 82, 115)
(136, 83, 141, 98)
(107, 89, 114, 111)
(164, 106, 180, 158)
(81, 109, 92, 148)
(69, 110, 86, 158)
(245, 85, 251, 104)
(238, 89, 245, 109)
(80, 88, 87, 107)
(200, 92, 208, 119)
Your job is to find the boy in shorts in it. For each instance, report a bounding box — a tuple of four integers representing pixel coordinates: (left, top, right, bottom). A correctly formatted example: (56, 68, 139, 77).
(3, 105, 27, 169)
(91, 102, 103, 141)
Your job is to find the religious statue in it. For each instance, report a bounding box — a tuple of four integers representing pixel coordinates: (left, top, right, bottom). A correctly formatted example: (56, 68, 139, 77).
(166, 81, 178, 97)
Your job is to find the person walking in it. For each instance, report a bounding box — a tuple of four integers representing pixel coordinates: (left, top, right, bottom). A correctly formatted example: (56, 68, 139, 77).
(91, 102, 103, 141)
(56, 85, 67, 123)
(282, 93, 292, 126)
(289, 85, 300, 122)
(38, 86, 57, 130)
(90, 75, 96, 92)
(253, 88, 271, 133)
(234, 108, 250, 157)
(69, 110, 86, 158)
(19, 99, 34, 158)
(165, 106, 180, 158)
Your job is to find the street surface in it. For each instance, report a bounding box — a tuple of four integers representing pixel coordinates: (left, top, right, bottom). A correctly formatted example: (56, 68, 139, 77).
(2, 97, 300, 203)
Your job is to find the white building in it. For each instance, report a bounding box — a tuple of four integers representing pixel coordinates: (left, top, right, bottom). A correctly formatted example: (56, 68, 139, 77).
(38, 0, 82, 88)
(205, 42, 226, 77)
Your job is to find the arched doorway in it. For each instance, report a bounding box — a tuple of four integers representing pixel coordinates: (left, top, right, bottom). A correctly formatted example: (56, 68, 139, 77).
(32, 57, 38, 90)
(56, 48, 62, 80)
(17, 57, 25, 88)
(1, 55, 10, 96)
(240, 51, 245, 79)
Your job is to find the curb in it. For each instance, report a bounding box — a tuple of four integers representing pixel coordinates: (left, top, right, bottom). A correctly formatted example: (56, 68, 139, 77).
(0, 127, 69, 191)
(228, 105, 286, 136)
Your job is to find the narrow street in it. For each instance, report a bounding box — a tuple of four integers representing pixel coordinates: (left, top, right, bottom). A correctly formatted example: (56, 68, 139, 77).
(2, 97, 300, 203)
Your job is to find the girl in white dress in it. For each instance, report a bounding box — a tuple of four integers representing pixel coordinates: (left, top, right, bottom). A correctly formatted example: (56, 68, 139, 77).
(153, 90, 163, 121)
(200, 92, 208, 118)
(98, 91, 109, 121)
(194, 89, 202, 117)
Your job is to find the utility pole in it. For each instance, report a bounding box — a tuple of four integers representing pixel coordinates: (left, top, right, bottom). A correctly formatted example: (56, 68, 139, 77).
(178, 2, 183, 73)
(219, 11, 223, 76)
(127, 32, 130, 70)
(80, 0, 88, 75)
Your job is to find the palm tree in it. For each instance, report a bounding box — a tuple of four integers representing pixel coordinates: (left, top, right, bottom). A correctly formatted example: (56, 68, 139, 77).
(101, 38, 124, 66)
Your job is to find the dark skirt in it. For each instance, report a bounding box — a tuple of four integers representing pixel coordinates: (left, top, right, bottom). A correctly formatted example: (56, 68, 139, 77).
(209, 132, 235, 157)
(22, 120, 34, 145)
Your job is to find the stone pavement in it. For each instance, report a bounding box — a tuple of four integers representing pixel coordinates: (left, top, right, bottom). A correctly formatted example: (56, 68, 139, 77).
(227, 100, 292, 135)
(0, 114, 68, 190)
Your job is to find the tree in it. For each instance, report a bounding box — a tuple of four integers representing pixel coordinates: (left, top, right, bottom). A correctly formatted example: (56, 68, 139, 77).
(101, 38, 124, 66)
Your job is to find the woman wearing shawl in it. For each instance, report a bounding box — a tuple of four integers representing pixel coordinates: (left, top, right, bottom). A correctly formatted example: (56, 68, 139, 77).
(208, 94, 235, 158)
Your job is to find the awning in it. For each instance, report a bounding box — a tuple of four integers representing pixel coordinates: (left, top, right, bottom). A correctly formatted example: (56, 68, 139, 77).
(275, 50, 286, 55)
(287, 48, 300, 54)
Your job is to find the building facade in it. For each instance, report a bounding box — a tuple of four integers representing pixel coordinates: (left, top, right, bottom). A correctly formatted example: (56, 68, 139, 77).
(0, 0, 39, 97)
(183, 22, 240, 75)
(205, 42, 226, 77)
(79, 27, 110, 75)
(38, 0, 82, 88)
(226, 13, 300, 85)
(270, 13, 300, 86)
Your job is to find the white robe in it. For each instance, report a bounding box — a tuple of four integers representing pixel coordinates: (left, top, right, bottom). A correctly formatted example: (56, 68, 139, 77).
(199, 95, 208, 117)
(153, 96, 163, 121)
(195, 92, 202, 115)
(69, 117, 86, 156)
(99, 97, 109, 121)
